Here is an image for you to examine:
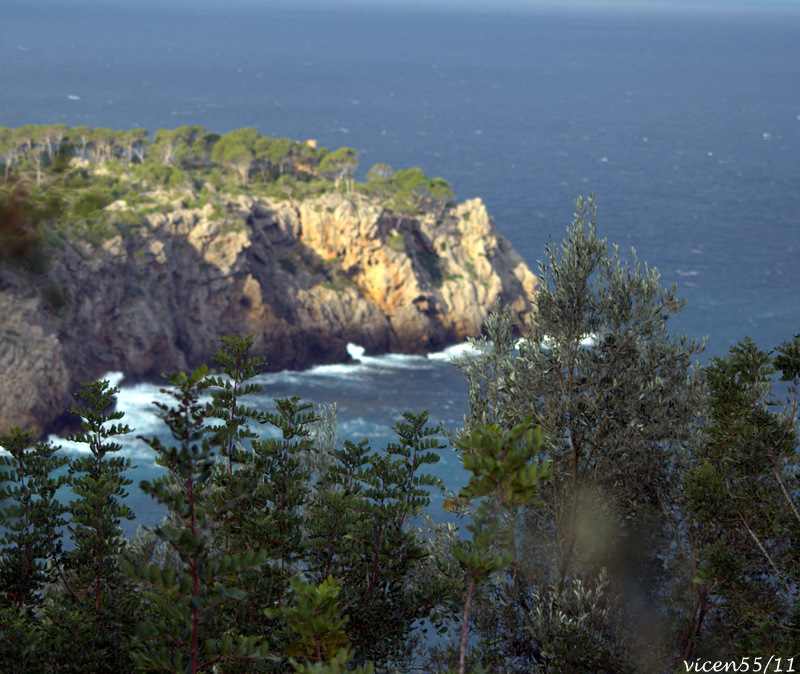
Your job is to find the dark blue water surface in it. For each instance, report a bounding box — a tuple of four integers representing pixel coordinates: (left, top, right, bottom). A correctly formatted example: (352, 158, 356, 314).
(2, 1, 799, 522)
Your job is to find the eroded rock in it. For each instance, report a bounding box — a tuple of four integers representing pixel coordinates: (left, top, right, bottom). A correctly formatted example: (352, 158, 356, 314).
(0, 192, 536, 436)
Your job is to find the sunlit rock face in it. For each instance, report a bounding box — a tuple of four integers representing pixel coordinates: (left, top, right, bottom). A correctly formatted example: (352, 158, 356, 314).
(0, 191, 536, 437)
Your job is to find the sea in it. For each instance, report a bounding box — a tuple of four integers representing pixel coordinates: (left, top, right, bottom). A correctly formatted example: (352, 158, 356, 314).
(2, 0, 799, 531)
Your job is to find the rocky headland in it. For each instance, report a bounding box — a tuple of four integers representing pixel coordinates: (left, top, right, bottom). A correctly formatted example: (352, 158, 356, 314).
(1, 189, 536, 437)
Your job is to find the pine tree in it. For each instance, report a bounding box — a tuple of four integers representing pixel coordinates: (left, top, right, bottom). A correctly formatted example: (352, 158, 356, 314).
(0, 429, 68, 608)
(447, 420, 551, 674)
(686, 335, 800, 657)
(65, 381, 136, 605)
(40, 380, 141, 671)
(123, 365, 270, 672)
(0, 429, 69, 672)
(306, 410, 458, 667)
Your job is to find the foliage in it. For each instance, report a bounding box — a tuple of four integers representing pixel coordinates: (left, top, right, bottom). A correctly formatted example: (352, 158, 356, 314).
(0, 429, 69, 672)
(267, 173, 335, 202)
(122, 364, 272, 672)
(447, 420, 551, 674)
(0, 334, 465, 672)
(318, 147, 358, 191)
(0, 428, 69, 608)
(50, 381, 141, 671)
(265, 575, 356, 667)
(211, 127, 261, 186)
(305, 409, 458, 666)
(70, 186, 115, 218)
(365, 163, 393, 182)
(66, 381, 136, 588)
(388, 232, 406, 251)
(133, 162, 190, 189)
(0, 123, 461, 275)
(451, 195, 706, 671)
(148, 126, 205, 167)
(0, 182, 56, 270)
(5, 181, 797, 672)
(686, 335, 800, 657)
(363, 166, 454, 214)
(522, 569, 632, 673)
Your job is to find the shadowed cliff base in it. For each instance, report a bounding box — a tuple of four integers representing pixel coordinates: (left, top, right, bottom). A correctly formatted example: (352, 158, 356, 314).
(1, 185, 536, 437)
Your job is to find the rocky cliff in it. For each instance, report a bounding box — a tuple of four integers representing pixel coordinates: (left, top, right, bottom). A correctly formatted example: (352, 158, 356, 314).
(0, 190, 536, 436)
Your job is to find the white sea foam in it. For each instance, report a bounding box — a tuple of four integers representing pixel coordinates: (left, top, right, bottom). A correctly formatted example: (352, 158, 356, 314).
(115, 381, 171, 439)
(306, 361, 365, 377)
(345, 341, 481, 369)
(539, 333, 599, 350)
(429, 334, 601, 360)
(102, 371, 125, 389)
(346, 343, 365, 361)
(377, 352, 436, 370)
(338, 417, 386, 440)
(428, 341, 481, 361)
(347, 343, 417, 366)
(326, 344, 435, 372)
(44, 373, 175, 458)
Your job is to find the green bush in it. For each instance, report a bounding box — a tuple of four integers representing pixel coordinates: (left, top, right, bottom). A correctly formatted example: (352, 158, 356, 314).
(84, 215, 120, 246)
(388, 232, 406, 251)
(133, 162, 190, 190)
(116, 209, 145, 229)
(71, 186, 114, 218)
(0, 186, 47, 269)
(57, 168, 91, 190)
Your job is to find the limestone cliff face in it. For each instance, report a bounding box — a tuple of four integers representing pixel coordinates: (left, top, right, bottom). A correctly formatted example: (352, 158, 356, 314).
(0, 191, 536, 437)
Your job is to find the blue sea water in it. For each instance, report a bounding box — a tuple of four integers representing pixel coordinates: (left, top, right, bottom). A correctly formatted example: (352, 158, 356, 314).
(2, 0, 799, 527)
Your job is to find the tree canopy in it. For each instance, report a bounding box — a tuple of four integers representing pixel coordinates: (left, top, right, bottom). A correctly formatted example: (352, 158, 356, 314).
(0, 124, 453, 216)
(440, 197, 800, 671)
(1, 163, 798, 670)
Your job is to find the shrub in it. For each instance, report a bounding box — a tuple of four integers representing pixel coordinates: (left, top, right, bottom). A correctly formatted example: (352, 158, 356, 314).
(388, 233, 406, 252)
(71, 187, 114, 218)
(133, 163, 190, 190)
(0, 335, 463, 673)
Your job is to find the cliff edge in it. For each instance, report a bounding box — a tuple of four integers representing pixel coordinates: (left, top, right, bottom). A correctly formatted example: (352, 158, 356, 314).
(0, 190, 536, 436)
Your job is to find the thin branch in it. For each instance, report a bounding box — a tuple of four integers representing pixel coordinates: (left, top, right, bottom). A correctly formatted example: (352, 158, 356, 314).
(725, 476, 798, 600)
(773, 465, 800, 528)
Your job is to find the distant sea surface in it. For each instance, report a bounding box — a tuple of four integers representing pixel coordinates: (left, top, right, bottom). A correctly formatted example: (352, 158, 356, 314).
(2, 1, 799, 528)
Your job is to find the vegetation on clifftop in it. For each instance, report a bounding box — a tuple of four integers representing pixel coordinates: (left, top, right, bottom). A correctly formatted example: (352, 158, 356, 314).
(0, 124, 455, 273)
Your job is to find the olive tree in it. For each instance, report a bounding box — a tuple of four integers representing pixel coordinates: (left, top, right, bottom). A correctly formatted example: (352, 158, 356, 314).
(452, 196, 705, 671)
